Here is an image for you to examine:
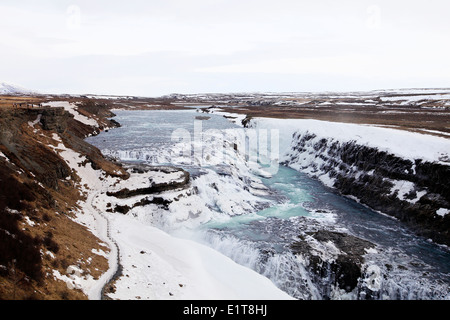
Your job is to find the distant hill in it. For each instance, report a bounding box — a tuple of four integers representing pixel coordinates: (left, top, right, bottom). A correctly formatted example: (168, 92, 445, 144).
(0, 82, 38, 95)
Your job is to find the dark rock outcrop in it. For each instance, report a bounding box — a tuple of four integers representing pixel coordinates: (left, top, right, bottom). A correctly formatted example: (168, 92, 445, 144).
(0, 109, 72, 190)
(107, 166, 190, 199)
(38, 108, 71, 133)
(108, 196, 173, 214)
(291, 230, 375, 296)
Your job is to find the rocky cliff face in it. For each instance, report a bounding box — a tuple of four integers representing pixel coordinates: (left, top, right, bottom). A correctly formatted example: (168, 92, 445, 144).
(0, 102, 127, 300)
(283, 131, 450, 246)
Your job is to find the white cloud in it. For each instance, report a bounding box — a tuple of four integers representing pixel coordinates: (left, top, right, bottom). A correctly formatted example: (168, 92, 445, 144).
(1, 0, 449, 95)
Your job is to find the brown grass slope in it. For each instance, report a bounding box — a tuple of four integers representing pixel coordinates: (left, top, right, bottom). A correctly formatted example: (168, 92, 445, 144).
(0, 99, 126, 300)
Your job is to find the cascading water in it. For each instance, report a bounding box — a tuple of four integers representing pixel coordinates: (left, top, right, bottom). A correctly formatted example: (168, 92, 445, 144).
(86, 109, 450, 300)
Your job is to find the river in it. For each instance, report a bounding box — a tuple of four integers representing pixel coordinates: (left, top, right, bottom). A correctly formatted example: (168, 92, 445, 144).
(86, 109, 450, 300)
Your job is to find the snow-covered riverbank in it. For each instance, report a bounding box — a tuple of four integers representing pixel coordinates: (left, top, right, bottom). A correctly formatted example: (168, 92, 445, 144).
(64, 140, 292, 300)
(76, 172, 292, 300)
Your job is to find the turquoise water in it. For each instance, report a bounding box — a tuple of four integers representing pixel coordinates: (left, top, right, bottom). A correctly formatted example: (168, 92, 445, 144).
(259, 167, 312, 219)
(200, 165, 312, 230)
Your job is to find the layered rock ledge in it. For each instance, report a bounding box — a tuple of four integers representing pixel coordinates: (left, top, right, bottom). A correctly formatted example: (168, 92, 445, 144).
(106, 164, 190, 199)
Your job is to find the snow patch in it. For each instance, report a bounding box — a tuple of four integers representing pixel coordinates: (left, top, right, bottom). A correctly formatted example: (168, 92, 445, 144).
(389, 180, 414, 199)
(23, 216, 36, 227)
(363, 265, 382, 291)
(436, 208, 449, 217)
(28, 114, 42, 128)
(46, 101, 99, 127)
(53, 266, 97, 292)
(0, 152, 10, 162)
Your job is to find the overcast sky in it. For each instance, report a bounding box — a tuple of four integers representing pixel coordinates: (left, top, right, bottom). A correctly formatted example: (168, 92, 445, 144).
(1, 0, 450, 96)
